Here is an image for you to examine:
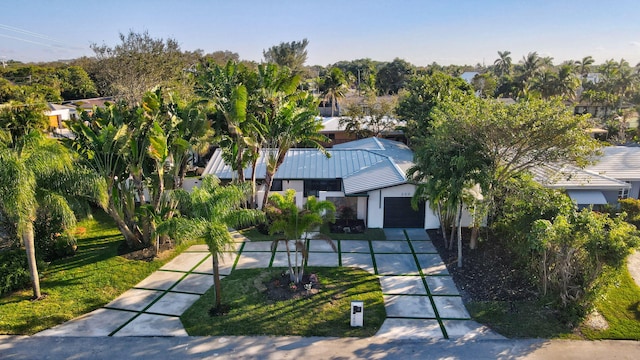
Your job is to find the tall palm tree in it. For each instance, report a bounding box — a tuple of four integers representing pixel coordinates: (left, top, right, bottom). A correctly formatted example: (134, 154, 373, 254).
(575, 56, 595, 77)
(521, 52, 542, 79)
(261, 92, 328, 208)
(494, 50, 512, 77)
(252, 63, 300, 205)
(321, 67, 348, 117)
(556, 64, 581, 101)
(0, 102, 106, 299)
(158, 175, 264, 309)
(194, 60, 259, 183)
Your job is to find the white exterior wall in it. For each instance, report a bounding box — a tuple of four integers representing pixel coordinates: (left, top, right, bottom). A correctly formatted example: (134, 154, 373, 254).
(182, 177, 201, 192)
(281, 180, 304, 193)
(256, 180, 305, 209)
(629, 181, 640, 199)
(366, 184, 474, 229)
(357, 197, 368, 225)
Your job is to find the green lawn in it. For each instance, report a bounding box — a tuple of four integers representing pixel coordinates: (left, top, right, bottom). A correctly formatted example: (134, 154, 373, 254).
(581, 267, 640, 340)
(467, 300, 575, 338)
(181, 267, 386, 337)
(468, 262, 640, 340)
(0, 210, 192, 335)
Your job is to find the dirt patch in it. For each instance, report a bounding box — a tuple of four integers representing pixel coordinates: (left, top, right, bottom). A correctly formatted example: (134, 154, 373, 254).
(264, 272, 321, 302)
(583, 309, 609, 331)
(429, 229, 538, 303)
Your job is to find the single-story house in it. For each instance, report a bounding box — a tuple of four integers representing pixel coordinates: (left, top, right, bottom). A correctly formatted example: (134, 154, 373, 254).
(531, 146, 640, 208)
(586, 146, 640, 200)
(201, 137, 465, 229)
(46, 103, 77, 129)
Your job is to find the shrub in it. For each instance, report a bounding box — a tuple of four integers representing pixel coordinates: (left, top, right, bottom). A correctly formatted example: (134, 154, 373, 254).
(0, 249, 31, 297)
(34, 209, 77, 262)
(528, 209, 639, 324)
(619, 198, 640, 227)
(492, 175, 574, 264)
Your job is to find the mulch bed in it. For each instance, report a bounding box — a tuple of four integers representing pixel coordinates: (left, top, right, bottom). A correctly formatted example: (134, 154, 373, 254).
(265, 272, 321, 302)
(428, 228, 538, 303)
(117, 240, 174, 261)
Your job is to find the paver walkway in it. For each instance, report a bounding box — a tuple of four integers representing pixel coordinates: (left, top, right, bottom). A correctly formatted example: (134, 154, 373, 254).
(36, 229, 502, 340)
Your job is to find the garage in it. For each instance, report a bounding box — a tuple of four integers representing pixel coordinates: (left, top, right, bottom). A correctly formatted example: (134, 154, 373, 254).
(383, 197, 425, 228)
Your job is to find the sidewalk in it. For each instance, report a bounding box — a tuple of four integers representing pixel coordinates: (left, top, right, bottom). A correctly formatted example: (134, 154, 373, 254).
(35, 228, 501, 340)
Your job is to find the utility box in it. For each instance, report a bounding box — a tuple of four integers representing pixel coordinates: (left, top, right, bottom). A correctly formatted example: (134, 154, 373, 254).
(350, 301, 364, 327)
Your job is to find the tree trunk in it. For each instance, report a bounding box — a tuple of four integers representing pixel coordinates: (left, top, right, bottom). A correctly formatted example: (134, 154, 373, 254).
(261, 153, 287, 210)
(23, 222, 41, 299)
(469, 203, 478, 250)
(457, 202, 463, 268)
(469, 226, 479, 250)
(250, 150, 259, 208)
(235, 146, 245, 183)
(261, 170, 275, 210)
(107, 204, 142, 249)
(437, 201, 448, 244)
(448, 218, 455, 250)
(212, 253, 222, 309)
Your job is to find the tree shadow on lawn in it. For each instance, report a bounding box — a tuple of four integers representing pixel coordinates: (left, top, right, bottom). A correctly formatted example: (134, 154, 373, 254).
(181, 267, 386, 337)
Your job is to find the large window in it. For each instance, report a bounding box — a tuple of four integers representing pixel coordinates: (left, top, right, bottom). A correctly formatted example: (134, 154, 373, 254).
(304, 179, 342, 197)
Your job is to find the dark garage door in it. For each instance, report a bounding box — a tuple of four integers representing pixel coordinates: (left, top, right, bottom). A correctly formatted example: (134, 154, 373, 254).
(383, 197, 425, 228)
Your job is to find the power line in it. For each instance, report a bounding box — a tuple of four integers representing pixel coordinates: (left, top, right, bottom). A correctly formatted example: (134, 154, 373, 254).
(0, 23, 68, 45)
(0, 33, 61, 48)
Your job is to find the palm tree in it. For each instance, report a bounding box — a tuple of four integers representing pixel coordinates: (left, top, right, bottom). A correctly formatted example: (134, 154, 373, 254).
(252, 63, 300, 205)
(556, 64, 581, 101)
(0, 102, 106, 299)
(261, 92, 328, 208)
(321, 67, 348, 117)
(158, 175, 264, 309)
(194, 60, 258, 183)
(266, 189, 335, 283)
(521, 52, 542, 79)
(493, 51, 512, 77)
(575, 56, 595, 77)
(166, 98, 214, 190)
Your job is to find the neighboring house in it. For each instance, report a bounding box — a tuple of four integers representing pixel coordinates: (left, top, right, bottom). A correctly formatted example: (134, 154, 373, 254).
(62, 97, 114, 116)
(318, 100, 340, 117)
(46, 103, 78, 139)
(46, 103, 77, 129)
(531, 164, 630, 209)
(319, 117, 406, 148)
(319, 117, 356, 147)
(201, 137, 460, 229)
(532, 146, 640, 208)
(586, 146, 640, 200)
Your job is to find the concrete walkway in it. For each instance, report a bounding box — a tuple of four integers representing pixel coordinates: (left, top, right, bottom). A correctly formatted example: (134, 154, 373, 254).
(628, 250, 640, 289)
(36, 228, 501, 340)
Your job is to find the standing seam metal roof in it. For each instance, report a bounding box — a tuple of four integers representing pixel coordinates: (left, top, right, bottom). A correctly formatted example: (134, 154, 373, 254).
(203, 138, 413, 194)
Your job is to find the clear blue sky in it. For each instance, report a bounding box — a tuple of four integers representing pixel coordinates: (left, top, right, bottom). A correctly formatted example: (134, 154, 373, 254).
(2, 0, 640, 66)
